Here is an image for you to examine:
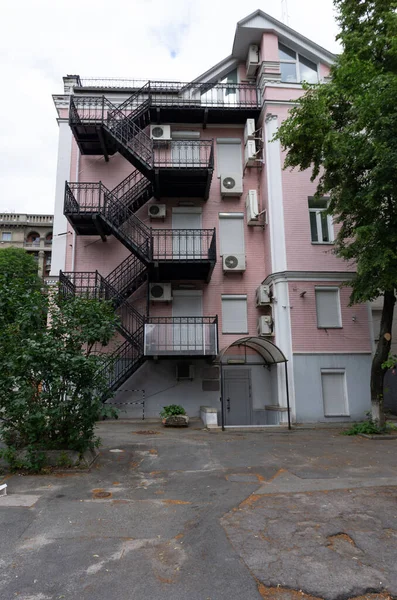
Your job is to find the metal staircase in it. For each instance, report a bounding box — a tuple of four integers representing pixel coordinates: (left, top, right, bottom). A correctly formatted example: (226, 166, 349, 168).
(62, 82, 222, 396)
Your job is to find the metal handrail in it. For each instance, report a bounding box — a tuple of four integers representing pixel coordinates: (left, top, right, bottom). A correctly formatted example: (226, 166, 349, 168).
(153, 140, 214, 169)
(146, 316, 217, 324)
(151, 228, 216, 261)
(75, 79, 260, 108)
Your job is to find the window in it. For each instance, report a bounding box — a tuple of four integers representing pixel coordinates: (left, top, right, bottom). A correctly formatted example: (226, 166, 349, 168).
(26, 231, 40, 246)
(1, 232, 11, 241)
(200, 68, 238, 106)
(315, 287, 342, 328)
(321, 370, 349, 416)
(278, 42, 318, 83)
(219, 213, 245, 255)
(217, 139, 243, 176)
(308, 197, 333, 243)
(222, 295, 248, 333)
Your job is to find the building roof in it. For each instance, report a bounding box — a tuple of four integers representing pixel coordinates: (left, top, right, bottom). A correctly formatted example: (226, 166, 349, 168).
(232, 9, 336, 65)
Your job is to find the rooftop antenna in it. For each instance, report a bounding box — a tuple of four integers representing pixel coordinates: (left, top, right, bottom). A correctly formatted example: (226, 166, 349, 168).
(281, 0, 290, 26)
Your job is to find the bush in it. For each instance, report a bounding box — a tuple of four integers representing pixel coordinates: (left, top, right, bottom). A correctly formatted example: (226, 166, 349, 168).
(343, 419, 382, 436)
(343, 412, 397, 436)
(160, 405, 186, 419)
(0, 249, 119, 471)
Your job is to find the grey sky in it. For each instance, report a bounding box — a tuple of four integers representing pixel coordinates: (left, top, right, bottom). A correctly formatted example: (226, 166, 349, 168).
(0, 0, 339, 215)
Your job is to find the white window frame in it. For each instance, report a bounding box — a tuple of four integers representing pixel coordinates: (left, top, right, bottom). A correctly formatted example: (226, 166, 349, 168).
(315, 286, 342, 329)
(278, 43, 319, 84)
(221, 294, 248, 334)
(321, 369, 349, 417)
(309, 198, 334, 244)
(1, 232, 12, 241)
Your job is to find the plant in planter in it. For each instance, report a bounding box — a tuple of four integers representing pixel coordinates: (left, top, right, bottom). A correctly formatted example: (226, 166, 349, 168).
(160, 405, 189, 427)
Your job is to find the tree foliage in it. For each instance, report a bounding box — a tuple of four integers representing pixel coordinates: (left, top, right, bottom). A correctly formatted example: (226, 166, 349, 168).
(276, 0, 397, 302)
(274, 0, 397, 423)
(0, 248, 119, 470)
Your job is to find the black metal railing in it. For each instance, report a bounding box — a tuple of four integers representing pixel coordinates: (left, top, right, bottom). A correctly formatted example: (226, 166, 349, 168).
(144, 316, 218, 356)
(73, 80, 260, 109)
(99, 339, 145, 392)
(59, 270, 145, 347)
(69, 95, 116, 126)
(107, 82, 151, 119)
(151, 228, 216, 261)
(111, 168, 151, 205)
(153, 140, 214, 169)
(64, 182, 105, 213)
(106, 254, 148, 299)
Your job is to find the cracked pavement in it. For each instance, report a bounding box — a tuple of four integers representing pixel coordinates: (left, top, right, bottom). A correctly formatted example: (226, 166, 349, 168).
(1, 422, 397, 600)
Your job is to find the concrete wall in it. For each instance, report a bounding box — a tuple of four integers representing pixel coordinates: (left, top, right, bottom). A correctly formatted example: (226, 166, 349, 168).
(293, 353, 372, 423)
(106, 358, 220, 419)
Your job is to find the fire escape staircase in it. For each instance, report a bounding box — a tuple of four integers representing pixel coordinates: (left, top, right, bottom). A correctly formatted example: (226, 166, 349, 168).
(63, 84, 221, 395)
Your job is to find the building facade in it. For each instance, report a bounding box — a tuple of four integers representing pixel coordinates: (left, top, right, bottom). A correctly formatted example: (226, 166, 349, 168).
(0, 213, 53, 278)
(51, 10, 377, 425)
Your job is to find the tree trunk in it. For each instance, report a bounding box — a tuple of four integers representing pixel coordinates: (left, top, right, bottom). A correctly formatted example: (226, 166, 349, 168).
(370, 290, 396, 428)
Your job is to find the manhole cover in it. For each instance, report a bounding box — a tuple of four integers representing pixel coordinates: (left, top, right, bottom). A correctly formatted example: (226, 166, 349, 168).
(93, 491, 112, 499)
(133, 430, 161, 435)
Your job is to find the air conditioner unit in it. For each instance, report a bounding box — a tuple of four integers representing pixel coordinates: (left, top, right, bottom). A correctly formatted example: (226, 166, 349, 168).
(148, 204, 166, 219)
(256, 284, 271, 306)
(220, 173, 243, 197)
(150, 124, 171, 140)
(246, 190, 259, 225)
(246, 44, 260, 77)
(245, 140, 258, 167)
(223, 254, 246, 272)
(257, 315, 273, 336)
(244, 119, 256, 144)
(149, 282, 172, 302)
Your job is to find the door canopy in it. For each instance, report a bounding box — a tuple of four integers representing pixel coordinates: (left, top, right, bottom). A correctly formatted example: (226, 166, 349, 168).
(220, 336, 287, 365)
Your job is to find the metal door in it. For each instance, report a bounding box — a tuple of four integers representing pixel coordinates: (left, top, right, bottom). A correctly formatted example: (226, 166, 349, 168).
(223, 369, 252, 425)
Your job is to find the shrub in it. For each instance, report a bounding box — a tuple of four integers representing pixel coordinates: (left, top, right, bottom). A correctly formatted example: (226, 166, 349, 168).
(0, 249, 119, 471)
(160, 405, 186, 419)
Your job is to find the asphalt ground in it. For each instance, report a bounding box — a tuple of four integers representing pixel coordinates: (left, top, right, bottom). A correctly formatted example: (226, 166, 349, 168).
(1, 421, 397, 600)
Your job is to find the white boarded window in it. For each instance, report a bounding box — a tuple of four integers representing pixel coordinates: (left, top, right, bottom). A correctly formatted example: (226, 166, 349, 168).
(315, 287, 342, 328)
(219, 213, 245, 255)
(217, 139, 242, 176)
(321, 370, 349, 416)
(222, 295, 248, 333)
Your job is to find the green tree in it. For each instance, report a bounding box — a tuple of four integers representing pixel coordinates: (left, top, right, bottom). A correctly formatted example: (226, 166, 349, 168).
(0, 249, 119, 470)
(274, 0, 397, 427)
(0, 248, 43, 327)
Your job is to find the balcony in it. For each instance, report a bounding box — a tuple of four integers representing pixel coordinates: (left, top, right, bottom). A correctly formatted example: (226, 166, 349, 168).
(70, 80, 260, 132)
(144, 316, 218, 357)
(150, 228, 216, 281)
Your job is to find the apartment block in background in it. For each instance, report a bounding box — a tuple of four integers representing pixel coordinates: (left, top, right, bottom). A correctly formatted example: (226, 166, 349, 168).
(0, 213, 53, 278)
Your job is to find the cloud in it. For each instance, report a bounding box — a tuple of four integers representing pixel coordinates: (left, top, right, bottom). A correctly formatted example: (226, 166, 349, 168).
(0, 0, 340, 214)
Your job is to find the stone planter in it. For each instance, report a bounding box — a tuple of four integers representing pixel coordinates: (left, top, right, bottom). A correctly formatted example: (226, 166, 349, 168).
(162, 415, 189, 427)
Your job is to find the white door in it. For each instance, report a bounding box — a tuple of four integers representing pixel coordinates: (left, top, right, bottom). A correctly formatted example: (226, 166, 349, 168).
(172, 292, 203, 352)
(172, 209, 202, 259)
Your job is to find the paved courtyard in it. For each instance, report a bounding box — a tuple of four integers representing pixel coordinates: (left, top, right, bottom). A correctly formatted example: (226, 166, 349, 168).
(1, 421, 397, 600)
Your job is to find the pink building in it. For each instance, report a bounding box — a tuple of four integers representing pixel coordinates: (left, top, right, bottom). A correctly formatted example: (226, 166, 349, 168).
(51, 10, 373, 426)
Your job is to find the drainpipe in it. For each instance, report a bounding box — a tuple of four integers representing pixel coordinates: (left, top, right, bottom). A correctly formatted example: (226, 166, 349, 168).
(71, 149, 80, 271)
